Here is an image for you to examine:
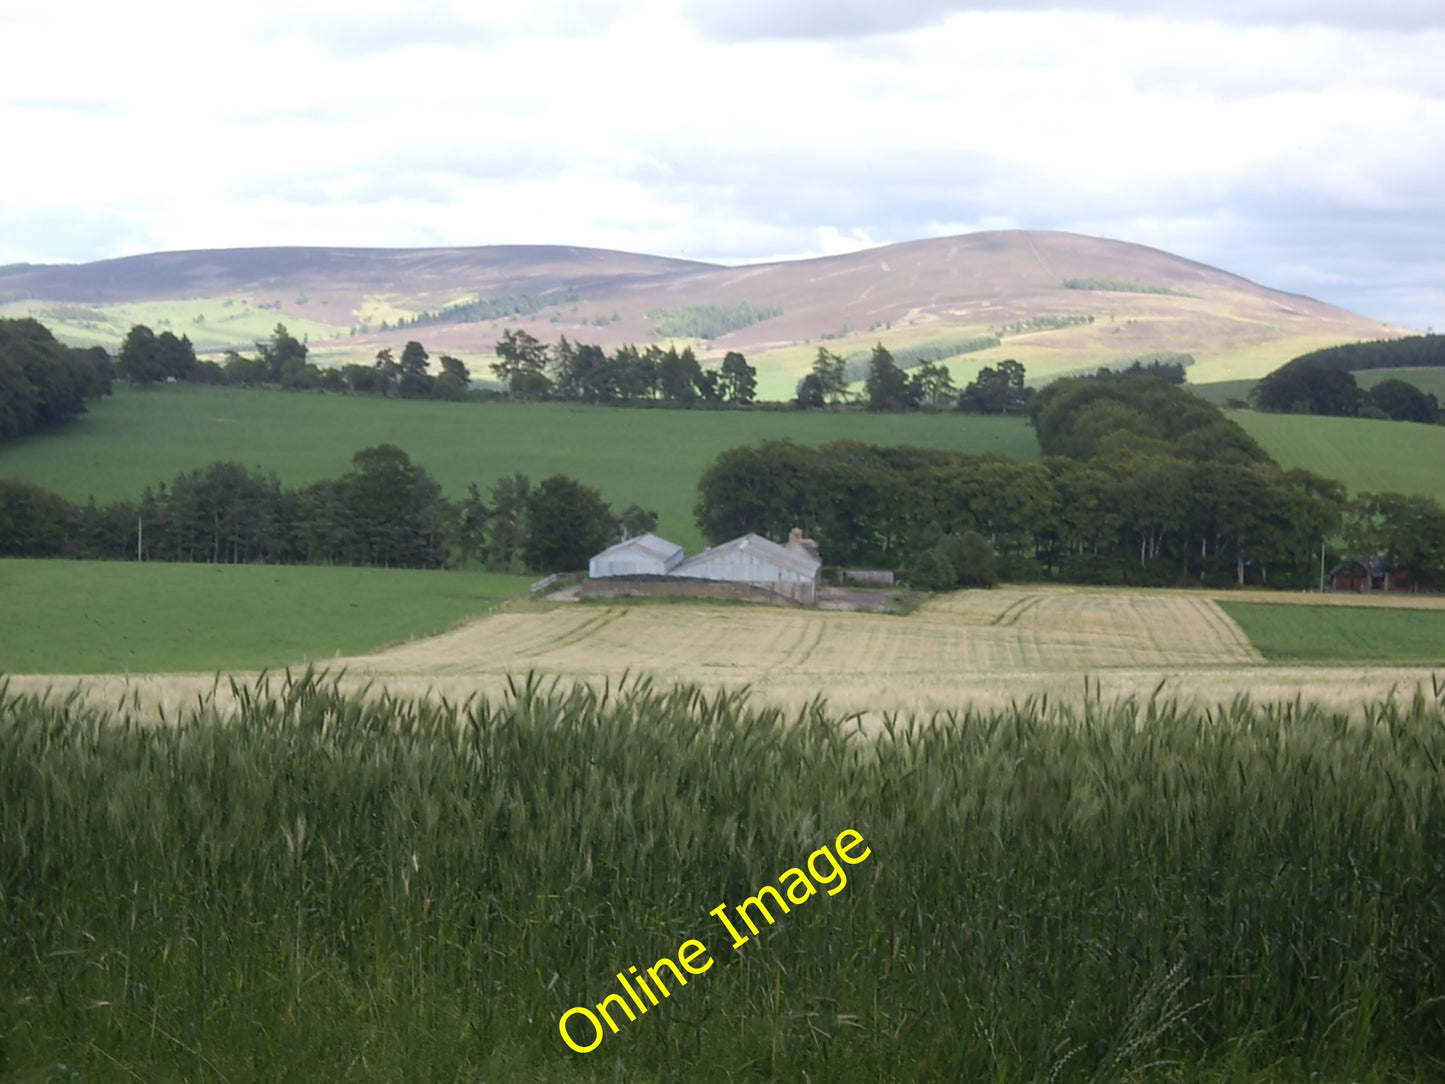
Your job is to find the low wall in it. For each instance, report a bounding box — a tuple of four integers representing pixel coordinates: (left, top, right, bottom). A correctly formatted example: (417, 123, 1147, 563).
(838, 569, 895, 586)
(580, 575, 810, 607)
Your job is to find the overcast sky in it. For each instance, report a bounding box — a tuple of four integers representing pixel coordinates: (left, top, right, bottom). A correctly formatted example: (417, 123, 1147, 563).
(2, 0, 1441, 328)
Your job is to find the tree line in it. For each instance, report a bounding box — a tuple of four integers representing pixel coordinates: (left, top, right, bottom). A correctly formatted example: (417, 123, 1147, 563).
(1251, 363, 1441, 423)
(0, 446, 655, 575)
(490, 329, 759, 404)
(1285, 333, 1445, 373)
(696, 372, 1445, 590)
(112, 320, 768, 407)
(796, 345, 1031, 414)
(0, 318, 113, 442)
(116, 323, 480, 401)
(645, 302, 782, 340)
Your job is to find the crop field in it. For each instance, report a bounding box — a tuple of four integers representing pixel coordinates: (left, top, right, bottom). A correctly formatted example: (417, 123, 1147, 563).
(314, 587, 1443, 719)
(4, 670, 1443, 1081)
(0, 386, 1039, 553)
(0, 559, 533, 674)
(18, 586, 1443, 724)
(1219, 599, 1445, 662)
(353, 585, 1260, 679)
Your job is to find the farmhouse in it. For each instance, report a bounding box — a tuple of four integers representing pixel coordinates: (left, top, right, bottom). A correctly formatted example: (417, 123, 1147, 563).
(671, 532, 822, 606)
(589, 533, 684, 578)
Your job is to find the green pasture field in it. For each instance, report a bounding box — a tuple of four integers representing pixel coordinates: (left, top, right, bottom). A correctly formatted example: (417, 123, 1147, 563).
(1220, 600, 1445, 663)
(1190, 366, 1445, 406)
(1356, 365, 1445, 396)
(0, 386, 1040, 552)
(1232, 412, 1445, 506)
(0, 297, 347, 354)
(1182, 336, 1357, 383)
(1187, 377, 1257, 405)
(0, 559, 532, 673)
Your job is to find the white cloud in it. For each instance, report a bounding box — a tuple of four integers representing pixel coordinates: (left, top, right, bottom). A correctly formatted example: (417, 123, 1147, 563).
(680, 0, 1445, 41)
(0, 1, 1440, 327)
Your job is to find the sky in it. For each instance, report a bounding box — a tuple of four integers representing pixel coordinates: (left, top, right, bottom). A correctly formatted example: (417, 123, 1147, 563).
(2, 0, 1442, 329)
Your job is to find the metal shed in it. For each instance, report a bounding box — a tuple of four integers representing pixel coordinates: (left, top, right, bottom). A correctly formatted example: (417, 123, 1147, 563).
(588, 533, 685, 578)
(671, 533, 822, 605)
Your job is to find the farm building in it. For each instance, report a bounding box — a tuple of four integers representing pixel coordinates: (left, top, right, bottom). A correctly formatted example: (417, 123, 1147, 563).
(671, 532, 823, 606)
(588, 533, 684, 578)
(1329, 558, 1413, 593)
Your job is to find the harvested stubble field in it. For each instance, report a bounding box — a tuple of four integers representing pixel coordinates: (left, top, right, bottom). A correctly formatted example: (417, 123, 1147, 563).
(16, 586, 1444, 722)
(330, 586, 1443, 718)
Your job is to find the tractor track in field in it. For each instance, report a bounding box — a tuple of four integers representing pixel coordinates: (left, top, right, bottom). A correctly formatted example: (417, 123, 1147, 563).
(12, 586, 1442, 724)
(991, 593, 1042, 627)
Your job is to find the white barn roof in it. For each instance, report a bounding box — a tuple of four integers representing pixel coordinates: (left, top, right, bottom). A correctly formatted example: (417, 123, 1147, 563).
(672, 533, 821, 581)
(588, 532, 684, 578)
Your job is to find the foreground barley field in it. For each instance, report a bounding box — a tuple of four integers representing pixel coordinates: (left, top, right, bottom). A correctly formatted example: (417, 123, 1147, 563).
(4, 672, 1443, 1080)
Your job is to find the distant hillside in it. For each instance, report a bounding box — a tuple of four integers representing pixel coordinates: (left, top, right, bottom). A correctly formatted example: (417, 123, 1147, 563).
(0, 232, 1409, 400)
(0, 245, 713, 307)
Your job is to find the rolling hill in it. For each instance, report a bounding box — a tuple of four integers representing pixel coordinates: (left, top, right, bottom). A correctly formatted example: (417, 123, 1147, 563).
(0, 231, 1409, 400)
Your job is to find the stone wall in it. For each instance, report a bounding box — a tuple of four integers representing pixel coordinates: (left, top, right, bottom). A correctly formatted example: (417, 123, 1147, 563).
(579, 575, 809, 607)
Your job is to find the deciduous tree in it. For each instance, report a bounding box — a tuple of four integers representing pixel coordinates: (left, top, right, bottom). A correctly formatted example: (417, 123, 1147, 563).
(524, 474, 612, 572)
(492, 329, 550, 396)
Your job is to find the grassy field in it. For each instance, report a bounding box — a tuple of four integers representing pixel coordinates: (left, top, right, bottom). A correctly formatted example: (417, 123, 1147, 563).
(4, 672, 1442, 1080)
(1219, 599, 1445, 663)
(1189, 366, 1445, 406)
(1356, 365, 1445, 396)
(0, 560, 532, 674)
(1232, 411, 1445, 505)
(1186, 377, 1257, 405)
(1180, 334, 1363, 383)
(0, 386, 1040, 553)
(0, 296, 347, 354)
